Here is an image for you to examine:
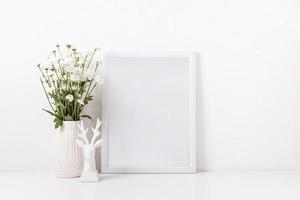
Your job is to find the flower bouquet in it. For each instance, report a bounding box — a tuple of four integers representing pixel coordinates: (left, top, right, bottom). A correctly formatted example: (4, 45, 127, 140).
(37, 44, 102, 128)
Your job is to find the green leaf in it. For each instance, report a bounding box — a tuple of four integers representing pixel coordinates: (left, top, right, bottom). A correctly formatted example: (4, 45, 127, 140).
(42, 109, 56, 117)
(54, 117, 63, 129)
(55, 121, 60, 129)
(58, 102, 66, 109)
(64, 115, 73, 121)
(81, 115, 92, 120)
(86, 96, 93, 101)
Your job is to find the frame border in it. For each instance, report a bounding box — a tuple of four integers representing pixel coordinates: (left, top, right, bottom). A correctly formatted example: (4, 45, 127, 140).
(101, 52, 196, 173)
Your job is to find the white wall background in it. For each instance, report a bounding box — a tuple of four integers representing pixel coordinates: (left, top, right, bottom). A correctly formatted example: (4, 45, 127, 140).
(0, 0, 299, 171)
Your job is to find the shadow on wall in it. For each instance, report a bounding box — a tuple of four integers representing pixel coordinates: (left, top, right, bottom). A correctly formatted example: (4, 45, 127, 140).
(195, 53, 207, 172)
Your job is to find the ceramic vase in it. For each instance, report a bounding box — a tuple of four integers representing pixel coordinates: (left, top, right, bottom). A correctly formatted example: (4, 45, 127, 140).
(54, 121, 83, 178)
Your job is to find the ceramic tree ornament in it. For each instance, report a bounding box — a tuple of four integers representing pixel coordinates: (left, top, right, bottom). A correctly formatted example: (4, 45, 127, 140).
(77, 119, 103, 182)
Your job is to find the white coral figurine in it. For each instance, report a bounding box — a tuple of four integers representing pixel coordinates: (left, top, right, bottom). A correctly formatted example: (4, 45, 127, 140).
(77, 118, 103, 182)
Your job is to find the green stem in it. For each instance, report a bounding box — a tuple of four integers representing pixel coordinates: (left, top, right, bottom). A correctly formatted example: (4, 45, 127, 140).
(73, 50, 77, 66)
(52, 65, 60, 81)
(40, 79, 55, 112)
(87, 82, 97, 97)
(86, 49, 97, 69)
(84, 79, 93, 100)
(38, 65, 51, 87)
(57, 61, 64, 77)
(56, 46, 63, 58)
(82, 55, 88, 72)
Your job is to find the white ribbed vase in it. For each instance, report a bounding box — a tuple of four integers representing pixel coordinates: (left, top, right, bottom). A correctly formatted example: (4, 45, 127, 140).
(54, 121, 83, 178)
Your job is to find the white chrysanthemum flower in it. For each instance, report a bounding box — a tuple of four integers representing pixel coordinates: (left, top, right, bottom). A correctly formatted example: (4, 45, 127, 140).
(65, 58, 73, 64)
(47, 57, 60, 66)
(66, 44, 73, 49)
(96, 75, 103, 83)
(47, 69, 55, 76)
(70, 69, 83, 82)
(71, 85, 78, 90)
(61, 84, 67, 91)
(87, 73, 94, 81)
(77, 99, 85, 105)
(57, 47, 70, 58)
(52, 75, 58, 81)
(63, 65, 75, 73)
(47, 53, 56, 61)
(41, 61, 50, 69)
(97, 60, 103, 66)
(70, 73, 81, 82)
(60, 58, 73, 68)
(42, 58, 56, 68)
(77, 52, 85, 61)
(41, 77, 47, 84)
(82, 69, 95, 81)
(65, 94, 74, 102)
(78, 60, 84, 65)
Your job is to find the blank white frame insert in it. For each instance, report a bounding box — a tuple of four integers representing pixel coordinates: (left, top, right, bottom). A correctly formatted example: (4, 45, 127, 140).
(101, 52, 196, 173)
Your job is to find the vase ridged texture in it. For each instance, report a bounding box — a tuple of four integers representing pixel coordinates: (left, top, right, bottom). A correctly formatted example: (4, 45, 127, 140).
(54, 121, 83, 178)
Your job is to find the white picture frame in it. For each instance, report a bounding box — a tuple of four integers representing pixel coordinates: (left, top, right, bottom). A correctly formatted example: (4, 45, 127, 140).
(101, 52, 196, 173)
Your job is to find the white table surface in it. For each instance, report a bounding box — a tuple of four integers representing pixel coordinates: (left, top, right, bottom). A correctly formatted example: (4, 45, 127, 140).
(0, 171, 299, 200)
